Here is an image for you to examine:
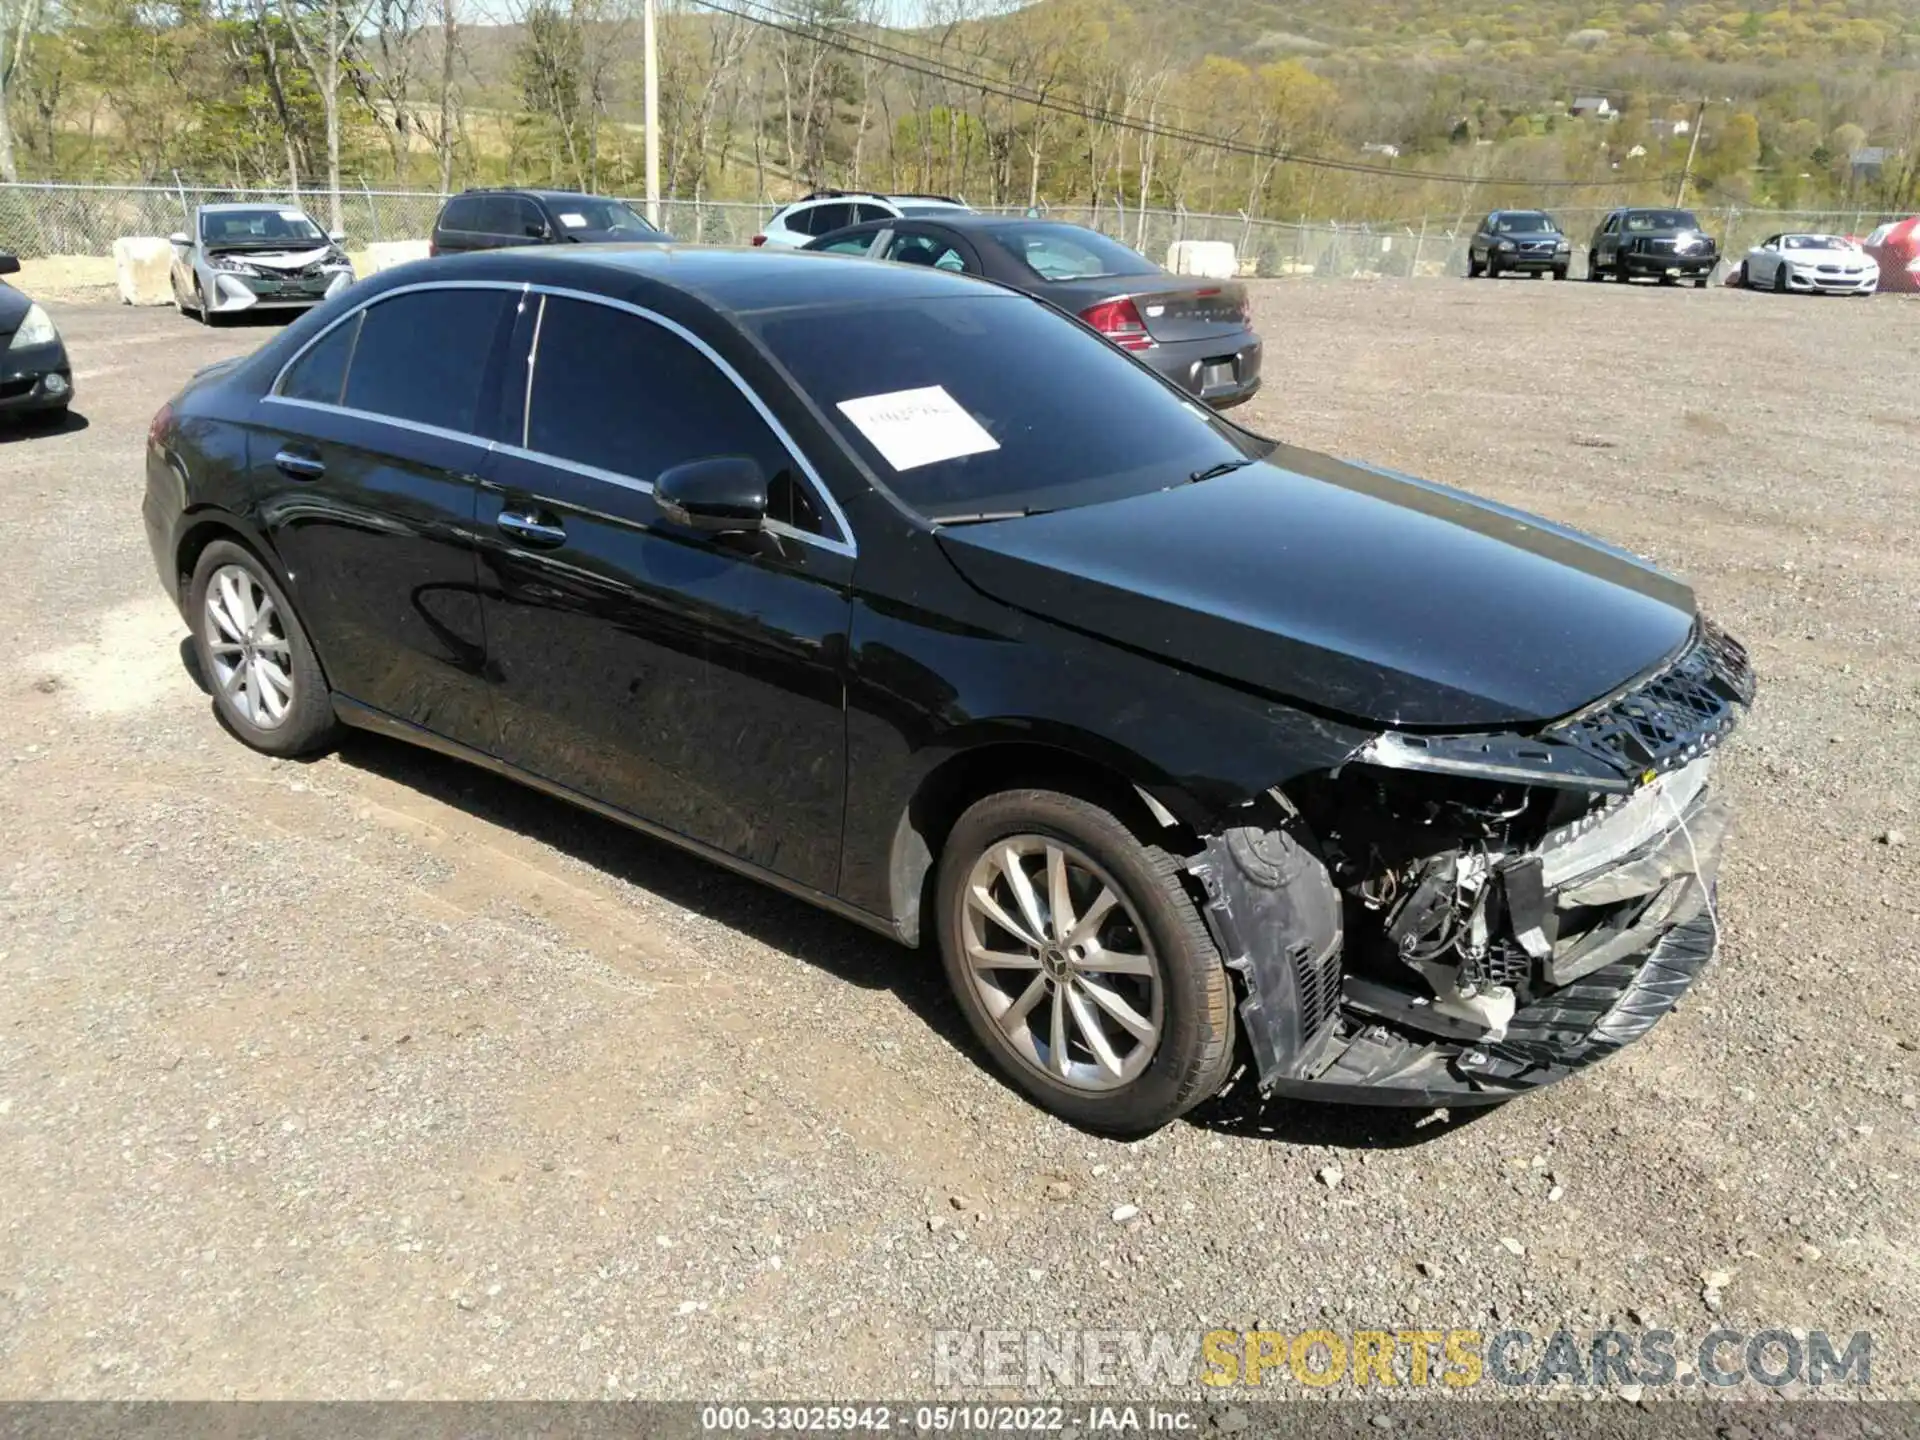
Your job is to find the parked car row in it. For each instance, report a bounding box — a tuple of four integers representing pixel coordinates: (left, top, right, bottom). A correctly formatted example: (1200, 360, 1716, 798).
(1470, 204, 1906, 296)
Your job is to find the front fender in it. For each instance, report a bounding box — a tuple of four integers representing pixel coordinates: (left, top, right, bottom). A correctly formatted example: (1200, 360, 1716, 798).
(837, 594, 1375, 928)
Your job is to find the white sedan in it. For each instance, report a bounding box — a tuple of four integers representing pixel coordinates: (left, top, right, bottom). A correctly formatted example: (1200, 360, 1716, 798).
(1739, 233, 1878, 295)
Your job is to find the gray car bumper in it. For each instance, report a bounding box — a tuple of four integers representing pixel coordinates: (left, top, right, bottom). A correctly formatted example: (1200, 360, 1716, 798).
(202, 269, 354, 313)
(1142, 333, 1262, 410)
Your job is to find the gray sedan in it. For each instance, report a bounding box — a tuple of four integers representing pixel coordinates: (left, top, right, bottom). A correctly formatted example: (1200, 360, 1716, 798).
(169, 203, 357, 323)
(802, 215, 1262, 409)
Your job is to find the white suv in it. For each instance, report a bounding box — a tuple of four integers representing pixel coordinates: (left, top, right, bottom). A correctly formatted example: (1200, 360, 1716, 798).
(752, 190, 970, 248)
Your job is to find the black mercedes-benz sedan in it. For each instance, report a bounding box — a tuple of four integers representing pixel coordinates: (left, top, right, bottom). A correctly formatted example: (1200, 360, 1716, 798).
(1, 252, 74, 419)
(143, 245, 1752, 1135)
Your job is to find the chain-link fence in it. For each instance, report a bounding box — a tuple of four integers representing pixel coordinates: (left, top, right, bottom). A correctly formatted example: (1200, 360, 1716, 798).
(0, 181, 1906, 281)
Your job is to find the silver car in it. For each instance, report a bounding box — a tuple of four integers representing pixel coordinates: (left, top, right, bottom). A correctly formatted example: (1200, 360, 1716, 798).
(169, 203, 357, 323)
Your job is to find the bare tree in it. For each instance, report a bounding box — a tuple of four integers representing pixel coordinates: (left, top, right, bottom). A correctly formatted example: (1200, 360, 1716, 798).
(0, 0, 44, 181)
(432, 0, 462, 192)
(360, 0, 429, 183)
(282, 0, 378, 229)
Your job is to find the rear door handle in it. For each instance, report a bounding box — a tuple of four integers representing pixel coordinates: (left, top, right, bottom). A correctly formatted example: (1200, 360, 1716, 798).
(497, 509, 567, 548)
(275, 447, 325, 480)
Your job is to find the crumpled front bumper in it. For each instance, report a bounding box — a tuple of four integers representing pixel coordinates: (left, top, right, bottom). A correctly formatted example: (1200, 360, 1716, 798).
(205, 268, 354, 312)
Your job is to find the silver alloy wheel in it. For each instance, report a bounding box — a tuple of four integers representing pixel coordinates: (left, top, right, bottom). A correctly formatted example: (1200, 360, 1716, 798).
(204, 563, 296, 729)
(960, 835, 1163, 1092)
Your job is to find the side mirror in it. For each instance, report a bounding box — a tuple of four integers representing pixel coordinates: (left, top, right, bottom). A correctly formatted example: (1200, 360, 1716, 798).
(0, 252, 19, 276)
(655, 456, 767, 533)
(169, 232, 189, 246)
(525, 223, 550, 240)
(328, 229, 346, 244)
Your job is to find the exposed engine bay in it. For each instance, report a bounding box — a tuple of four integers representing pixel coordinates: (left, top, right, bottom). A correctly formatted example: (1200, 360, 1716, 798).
(1187, 620, 1752, 1103)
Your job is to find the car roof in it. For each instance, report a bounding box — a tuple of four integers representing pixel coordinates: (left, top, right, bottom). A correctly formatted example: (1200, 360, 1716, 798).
(400, 243, 1000, 315)
(448, 188, 615, 203)
(198, 201, 315, 214)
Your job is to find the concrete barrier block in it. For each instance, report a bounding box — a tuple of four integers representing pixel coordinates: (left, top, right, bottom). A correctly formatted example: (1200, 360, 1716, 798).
(1166, 240, 1237, 279)
(362, 240, 431, 274)
(113, 237, 175, 306)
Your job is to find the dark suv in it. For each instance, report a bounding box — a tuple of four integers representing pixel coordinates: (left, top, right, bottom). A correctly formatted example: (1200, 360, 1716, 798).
(1586, 207, 1718, 286)
(1467, 210, 1571, 279)
(429, 189, 670, 256)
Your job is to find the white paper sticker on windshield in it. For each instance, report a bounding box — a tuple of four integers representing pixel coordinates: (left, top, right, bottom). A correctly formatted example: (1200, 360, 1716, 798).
(558, 212, 588, 228)
(278, 210, 307, 222)
(835, 386, 999, 471)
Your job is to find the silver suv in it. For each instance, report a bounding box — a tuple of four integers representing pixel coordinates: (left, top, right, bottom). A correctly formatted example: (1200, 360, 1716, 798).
(752, 190, 970, 248)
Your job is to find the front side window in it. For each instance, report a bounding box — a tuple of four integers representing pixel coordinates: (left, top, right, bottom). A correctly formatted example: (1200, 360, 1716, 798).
(513, 197, 549, 238)
(752, 293, 1264, 523)
(341, 288, 512, 433)
(817, 233, 878, 255)
(524, 297, 824, 534)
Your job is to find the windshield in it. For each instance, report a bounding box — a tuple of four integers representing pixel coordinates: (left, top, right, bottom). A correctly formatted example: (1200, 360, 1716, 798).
(201, 208, 325, 244)
(988, 223, 1158, 281)
(1492, 212, 1556, 233)
(550, 198, 659, 234)
(1624, 210, 1699, 232)
(752, 293, 1264, 522)
(1783, 234, 1843, 250)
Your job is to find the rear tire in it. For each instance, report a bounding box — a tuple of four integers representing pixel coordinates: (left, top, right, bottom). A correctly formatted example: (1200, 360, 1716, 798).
(188, 540, 337, 758)
(934, 788, 1236, 1136)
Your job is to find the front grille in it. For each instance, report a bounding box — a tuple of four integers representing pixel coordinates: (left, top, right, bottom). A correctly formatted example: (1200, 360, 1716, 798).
(1291, 940, 1343, 1042)
(1548, 620, 1754, 779)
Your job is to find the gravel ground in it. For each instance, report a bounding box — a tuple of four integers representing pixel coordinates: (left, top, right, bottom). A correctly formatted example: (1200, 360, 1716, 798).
(0, 281, 1915, 1404)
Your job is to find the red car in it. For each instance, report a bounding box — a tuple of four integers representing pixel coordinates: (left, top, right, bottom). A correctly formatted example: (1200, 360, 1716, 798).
(1863, 216, 1920, 293)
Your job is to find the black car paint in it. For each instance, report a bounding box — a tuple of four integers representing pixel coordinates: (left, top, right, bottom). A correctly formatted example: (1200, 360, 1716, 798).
(800, 216, 1263, 409)
(144, 245, 1730, 1103)
(1589, 208, 1720, 282)
(0, 256, 74, 415)
(430, 189, 673, 254)
(1468, 211, 1571, 276)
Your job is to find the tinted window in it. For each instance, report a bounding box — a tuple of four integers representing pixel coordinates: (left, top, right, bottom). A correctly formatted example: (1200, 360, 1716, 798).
(343, 288, 510, 433)
(802, 203, 854, 236)
(886, 232, 967, 271)
(987, 223, 1155, 280)
(817, 234, 878, 255)
(471, 195, 519, 236)
(525, 296, 823, 533)
(1624, 210, 1699, 232)
(853, 203, 893, 224)
(279, 312, 360, 404)
(439, 195, 485, 232)
(514, 196, 548, 237)
(752, 294, 1261, 521)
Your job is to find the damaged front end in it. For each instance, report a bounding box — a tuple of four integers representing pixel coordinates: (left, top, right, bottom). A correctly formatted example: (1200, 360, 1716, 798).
(1188, 619, 1755, 1105)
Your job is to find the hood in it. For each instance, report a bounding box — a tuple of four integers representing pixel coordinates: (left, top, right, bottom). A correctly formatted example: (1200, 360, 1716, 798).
(563, 229, 672, 245)
(0, 281, 29, 333)
(934, 443, 1698, 730)
(209, 244, 336, 269)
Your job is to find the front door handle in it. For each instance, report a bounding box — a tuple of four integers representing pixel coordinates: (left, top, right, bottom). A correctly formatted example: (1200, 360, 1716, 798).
(275, 447, 325, 480)
(497, 509, 567, 548)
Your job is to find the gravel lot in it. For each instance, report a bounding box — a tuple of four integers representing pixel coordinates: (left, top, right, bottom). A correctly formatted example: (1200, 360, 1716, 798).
(1, 279, 1915, 1403)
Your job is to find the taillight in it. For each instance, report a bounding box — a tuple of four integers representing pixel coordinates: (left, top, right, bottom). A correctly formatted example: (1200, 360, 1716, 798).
(750, 234, 767, 247)
(147, 401, 173, 449)
(1079, 296, 1154, 351)
(427, 240, 439, 257)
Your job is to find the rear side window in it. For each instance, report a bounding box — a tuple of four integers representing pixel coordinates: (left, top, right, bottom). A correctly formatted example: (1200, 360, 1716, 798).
(342, 288, 511, 434)
(524, 296, 824, 533)
(885, 232, 967, 272)
(797, 202, 854, 236)
(279, 312, 360, 403)
(438, 195, 484, 232)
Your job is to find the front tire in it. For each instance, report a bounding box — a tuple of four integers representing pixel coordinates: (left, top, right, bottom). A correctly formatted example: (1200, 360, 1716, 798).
(188, 540, 337, 757)
(935, 788, 1235, 1136)
(1773, 265, 1789, 294)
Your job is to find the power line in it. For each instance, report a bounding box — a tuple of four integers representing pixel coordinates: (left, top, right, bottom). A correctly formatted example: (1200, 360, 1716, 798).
(701, 0, 1679, 190)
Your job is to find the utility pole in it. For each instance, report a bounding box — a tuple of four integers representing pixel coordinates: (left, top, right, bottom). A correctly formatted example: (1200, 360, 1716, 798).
(643, 0, 660, 227)
(1674, 98, 1709, 206)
